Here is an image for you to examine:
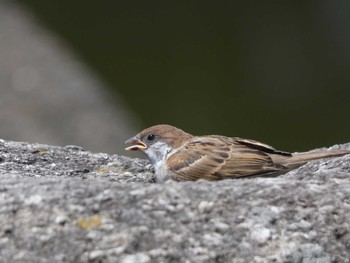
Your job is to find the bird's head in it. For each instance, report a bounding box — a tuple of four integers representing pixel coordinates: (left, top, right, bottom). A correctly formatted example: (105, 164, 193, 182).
(125, 124, 193, 165)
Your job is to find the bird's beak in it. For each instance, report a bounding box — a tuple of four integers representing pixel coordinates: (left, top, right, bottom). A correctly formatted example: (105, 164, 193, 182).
(125, 136, 147, 151)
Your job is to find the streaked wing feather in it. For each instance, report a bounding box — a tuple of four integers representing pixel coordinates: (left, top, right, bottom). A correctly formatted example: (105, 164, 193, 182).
(167, 136, 288, 181)
(234, 138, 292, 156)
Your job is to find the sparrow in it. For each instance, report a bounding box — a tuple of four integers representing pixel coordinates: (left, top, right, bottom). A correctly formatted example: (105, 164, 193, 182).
(125, 124, 349, 182)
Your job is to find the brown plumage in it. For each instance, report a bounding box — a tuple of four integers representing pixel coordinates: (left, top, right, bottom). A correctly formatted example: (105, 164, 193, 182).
(125, 124, 349, 182)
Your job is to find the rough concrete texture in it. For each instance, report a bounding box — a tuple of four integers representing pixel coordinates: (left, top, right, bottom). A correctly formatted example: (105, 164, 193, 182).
(0, 0, 139, 154)
(0, 139, 350, 263)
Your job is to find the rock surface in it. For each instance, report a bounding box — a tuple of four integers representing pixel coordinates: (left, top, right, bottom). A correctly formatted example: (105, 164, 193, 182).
(0, 139, 350, 263)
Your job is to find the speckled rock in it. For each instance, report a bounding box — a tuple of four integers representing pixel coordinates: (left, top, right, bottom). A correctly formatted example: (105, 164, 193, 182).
(0, 139, 350, 263)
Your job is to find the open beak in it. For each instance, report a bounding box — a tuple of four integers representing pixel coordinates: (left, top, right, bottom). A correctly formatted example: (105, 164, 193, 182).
(125, 136, 147, 151)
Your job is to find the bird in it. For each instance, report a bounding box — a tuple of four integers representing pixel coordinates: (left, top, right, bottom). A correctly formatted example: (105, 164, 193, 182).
(125, 124, 349, 182)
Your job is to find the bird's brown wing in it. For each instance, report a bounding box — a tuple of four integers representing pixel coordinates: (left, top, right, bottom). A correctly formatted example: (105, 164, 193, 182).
(167, 136, 291, 181)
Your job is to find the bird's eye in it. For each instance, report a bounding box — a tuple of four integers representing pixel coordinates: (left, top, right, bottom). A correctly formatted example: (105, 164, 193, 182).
(146, 134, 156, 142)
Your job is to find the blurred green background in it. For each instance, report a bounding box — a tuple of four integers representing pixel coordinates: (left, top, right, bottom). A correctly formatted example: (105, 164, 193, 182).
(17, 1, 350, 152)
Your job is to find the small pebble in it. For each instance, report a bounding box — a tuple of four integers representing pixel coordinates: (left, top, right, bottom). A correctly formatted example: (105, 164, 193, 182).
(198, 201, 214, 213)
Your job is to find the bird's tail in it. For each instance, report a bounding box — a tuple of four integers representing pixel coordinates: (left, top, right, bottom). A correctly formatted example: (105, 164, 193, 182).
(278, 149, 349, 169)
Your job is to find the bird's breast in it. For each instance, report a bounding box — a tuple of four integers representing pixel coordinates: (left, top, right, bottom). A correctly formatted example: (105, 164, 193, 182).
(152, 159, 170, 182)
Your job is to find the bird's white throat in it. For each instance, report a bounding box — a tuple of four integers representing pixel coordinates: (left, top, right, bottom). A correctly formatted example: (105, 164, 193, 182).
(144, 141, 172, 182)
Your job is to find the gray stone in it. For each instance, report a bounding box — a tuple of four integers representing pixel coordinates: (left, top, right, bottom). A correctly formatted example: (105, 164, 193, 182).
(0, 0, 139, 154)
(0, 139, 349, 262)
